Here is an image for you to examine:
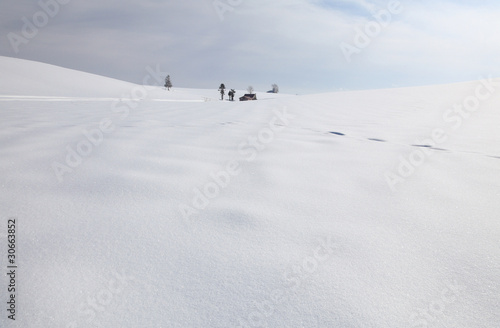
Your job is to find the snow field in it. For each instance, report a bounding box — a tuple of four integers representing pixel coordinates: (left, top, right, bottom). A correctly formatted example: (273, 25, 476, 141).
(1, 57, 499, 327)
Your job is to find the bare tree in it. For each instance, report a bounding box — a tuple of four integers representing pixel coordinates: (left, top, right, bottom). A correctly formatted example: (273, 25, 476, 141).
(271, 84, 279, 93)
(247, 86, 254, 94)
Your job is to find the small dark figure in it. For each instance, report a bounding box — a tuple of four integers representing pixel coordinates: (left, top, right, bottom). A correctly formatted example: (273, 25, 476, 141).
(228, 89, 235, 101)
(218, 83, 226, 100)
(164, 75, 172, 91)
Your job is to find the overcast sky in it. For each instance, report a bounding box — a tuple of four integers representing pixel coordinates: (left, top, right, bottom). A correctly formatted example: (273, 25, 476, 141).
(2, 0, 500, 94)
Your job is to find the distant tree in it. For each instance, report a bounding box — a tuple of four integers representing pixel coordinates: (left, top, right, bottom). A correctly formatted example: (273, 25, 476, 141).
(219, 83, 226, 100)
(271, 84, 279, 93)
(164, 75, 172, 91)
(247, 86, 254, 94)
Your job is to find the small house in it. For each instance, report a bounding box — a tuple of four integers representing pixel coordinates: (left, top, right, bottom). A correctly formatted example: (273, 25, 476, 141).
(239, 94, 257, 101)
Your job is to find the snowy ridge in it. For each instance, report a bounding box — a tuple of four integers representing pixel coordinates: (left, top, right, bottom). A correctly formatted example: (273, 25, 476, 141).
(1, 57, 499, 328)
(0, 95, 206, 102)
(0, 56, 292, 102)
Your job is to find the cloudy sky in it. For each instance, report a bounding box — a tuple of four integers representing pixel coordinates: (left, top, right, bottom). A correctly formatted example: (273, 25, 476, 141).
(1, 0, 500, 94)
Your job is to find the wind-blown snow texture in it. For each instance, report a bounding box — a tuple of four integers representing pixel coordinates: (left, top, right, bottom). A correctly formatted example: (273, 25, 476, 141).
(1, 56, 499, 327)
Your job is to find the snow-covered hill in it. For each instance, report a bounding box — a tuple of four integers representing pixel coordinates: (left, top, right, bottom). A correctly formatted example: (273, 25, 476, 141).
(1, 56, 499, 328)
(0, 56, 291, 102)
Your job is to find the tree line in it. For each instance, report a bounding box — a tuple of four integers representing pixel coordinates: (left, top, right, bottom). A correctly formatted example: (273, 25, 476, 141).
(164, 76, 279, 99)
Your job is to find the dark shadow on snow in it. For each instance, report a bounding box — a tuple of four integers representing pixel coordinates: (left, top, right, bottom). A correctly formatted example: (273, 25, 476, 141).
(412, 144, 432, 148)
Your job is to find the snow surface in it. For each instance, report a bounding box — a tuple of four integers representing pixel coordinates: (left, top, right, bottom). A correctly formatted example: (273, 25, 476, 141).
(1, 56, 499, 328)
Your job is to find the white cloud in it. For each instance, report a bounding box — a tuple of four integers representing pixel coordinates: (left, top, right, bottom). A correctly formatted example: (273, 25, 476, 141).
(1, 0, 500, 93)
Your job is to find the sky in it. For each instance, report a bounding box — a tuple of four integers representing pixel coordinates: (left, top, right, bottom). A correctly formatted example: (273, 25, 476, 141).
(1, 0, 500, 94)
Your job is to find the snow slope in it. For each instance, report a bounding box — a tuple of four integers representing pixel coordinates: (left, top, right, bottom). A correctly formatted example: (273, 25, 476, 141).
(1, 57, 499, 328)
(0, 56, 291, 102)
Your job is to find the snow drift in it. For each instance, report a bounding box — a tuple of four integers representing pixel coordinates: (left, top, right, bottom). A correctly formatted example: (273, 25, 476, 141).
(1, 56, 499, 328)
